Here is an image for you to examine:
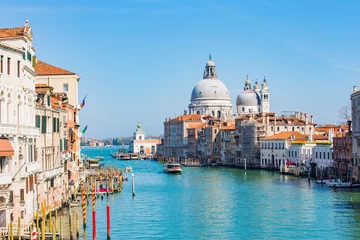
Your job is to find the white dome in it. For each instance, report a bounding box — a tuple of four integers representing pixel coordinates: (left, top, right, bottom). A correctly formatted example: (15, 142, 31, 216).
(206, 60, 215, 67)
(236, 89, 260, 106)
(191, 79, 230, 100)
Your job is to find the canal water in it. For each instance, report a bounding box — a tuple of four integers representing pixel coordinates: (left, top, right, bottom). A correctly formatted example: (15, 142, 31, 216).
(79, 147, 360, 239)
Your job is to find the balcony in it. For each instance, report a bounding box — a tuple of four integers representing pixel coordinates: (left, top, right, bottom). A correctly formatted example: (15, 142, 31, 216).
(0, 173, 12, 185)
(0, 124, 17, 136)
(18, 126, 40, 137)
(38, 166, 64, 181)
(26, 161, 40, 174)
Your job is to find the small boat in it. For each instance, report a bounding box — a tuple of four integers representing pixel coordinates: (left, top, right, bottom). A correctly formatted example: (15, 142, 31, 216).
(164, 163, 182, 174)
(94, 156, 104, 161)
(125, 166, 133, 172)
(70, 201, 81, 207)
(316, 178, 331, 184)
(328, 182, 360, 188)
(131, 154, 139, 160)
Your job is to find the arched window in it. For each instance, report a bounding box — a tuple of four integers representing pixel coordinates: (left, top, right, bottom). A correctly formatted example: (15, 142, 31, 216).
(197, 111, 200, 115)
(151, 146, 155, 154)
(217, 111, 221, 119)
(212, 111, 215, 117)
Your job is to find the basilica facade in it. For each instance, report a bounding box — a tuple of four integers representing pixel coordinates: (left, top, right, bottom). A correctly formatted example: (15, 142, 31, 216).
(188, 56, 270, 118)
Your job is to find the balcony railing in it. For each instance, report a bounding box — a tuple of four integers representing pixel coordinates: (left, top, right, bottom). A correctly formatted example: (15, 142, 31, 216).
(38, 166, 64, 181)
(0, 124, 17, 135)
(0, 173, 12, 185)
(0, 124, 40, 137)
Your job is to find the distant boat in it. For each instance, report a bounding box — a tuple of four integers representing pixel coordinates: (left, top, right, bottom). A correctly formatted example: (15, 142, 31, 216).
(125, 166, 133, 172)
(164, 163, 182, 174)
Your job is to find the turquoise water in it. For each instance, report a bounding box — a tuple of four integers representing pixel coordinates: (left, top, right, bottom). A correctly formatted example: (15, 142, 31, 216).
(80, 147, 360, 239)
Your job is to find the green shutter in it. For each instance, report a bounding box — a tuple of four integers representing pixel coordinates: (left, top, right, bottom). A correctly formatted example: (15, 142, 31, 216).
(60, 139, 63, 152)
(47, 95, 50, 106)
(41, 116, 47, 134)
(53, 118, 56, 132)
(35, 115, 40, 128)
(64, 139, 68, 151)
(57, 118, 60, 132)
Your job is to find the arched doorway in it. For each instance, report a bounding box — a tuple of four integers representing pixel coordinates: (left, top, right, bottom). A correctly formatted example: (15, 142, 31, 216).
(140, 146, 144, 154)
(151, 146, 155, 154)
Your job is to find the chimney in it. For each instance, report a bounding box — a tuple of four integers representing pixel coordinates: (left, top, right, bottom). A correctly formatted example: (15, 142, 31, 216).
(274, 113, 277, 127)
(310, 115, 313, 123)
(348, 120, 352, 133)
(300, 112, 303, 120)
(309, 128, 313, 142)
(266, 115, 270, 124)
(304, 113, 308, 125)
(354, 86, 358, 93)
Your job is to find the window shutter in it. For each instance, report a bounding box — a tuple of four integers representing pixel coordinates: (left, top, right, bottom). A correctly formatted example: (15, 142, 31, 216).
(42, 116, 47, 134)
(57, 118, 60, 132)
(64, 139, 68, 151)
(60, 139, 63, 152)
(36, 115, 41, 128)
(53, 118, 56, 132)
(26, 178, 29, 193)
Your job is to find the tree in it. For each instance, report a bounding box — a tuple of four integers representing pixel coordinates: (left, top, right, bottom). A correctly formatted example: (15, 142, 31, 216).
(339, 104, 351, 124)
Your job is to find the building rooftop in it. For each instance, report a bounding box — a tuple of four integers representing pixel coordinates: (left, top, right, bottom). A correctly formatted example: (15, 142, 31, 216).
(35, 60, 76, 76)
(263, 131, 308, 140)
(0, 26, 31, 39)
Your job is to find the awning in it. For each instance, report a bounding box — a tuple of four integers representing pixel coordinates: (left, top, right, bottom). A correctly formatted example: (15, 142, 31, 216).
(0, 139, 14, 156)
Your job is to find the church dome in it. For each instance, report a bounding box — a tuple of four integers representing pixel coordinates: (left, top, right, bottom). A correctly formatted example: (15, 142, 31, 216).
(236, 89, 260, 106)
(191, 79, 230, 100)
(206, 60, 215, 67)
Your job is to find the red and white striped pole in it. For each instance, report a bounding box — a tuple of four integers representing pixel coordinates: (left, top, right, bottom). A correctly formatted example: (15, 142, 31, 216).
(92, 177, 96, 240)
(32, 227, 37, 240)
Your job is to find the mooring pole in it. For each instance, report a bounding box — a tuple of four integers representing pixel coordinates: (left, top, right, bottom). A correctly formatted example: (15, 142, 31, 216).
(132, 173, 135, 197)
(107, 204, 110, 240)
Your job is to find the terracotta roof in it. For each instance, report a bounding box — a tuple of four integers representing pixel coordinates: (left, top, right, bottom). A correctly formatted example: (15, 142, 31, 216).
(221, 120, 235, 131)
(263, 131, 308, 140)
(134, 139, 161, 143)
(0, 26, 30, 39)
(187, 122, 206, 129)
(35, 60, 75, 76)
(166, 114, 202, 123)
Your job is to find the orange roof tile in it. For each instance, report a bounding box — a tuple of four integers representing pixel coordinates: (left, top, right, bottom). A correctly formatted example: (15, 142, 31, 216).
(187, 122, 206, 129)
(263, 131, 308, 140)
(35, 60, 75, 76)
(0, 26, 30, 39)
(134, 139, 161, 143)
(167, 114, 202, 123)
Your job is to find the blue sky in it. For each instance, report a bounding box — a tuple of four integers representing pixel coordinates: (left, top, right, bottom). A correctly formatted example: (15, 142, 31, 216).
(1, 0, 360, 138)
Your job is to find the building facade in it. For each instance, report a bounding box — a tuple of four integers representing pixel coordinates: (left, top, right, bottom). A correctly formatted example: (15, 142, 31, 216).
(351, 86, 360, 182)
(0, 20, 40, 227)
(129, 123, 161, 155)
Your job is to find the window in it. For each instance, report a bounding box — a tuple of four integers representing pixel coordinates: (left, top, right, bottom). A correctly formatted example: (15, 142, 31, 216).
(242, 107, 245, 112)
(53, 118, 56, 132)
(60, 139, 63, 152)
(7, 57, 10, 75)
(63, 83, 69, 91)
(41, 116, 47, 134)
(9, 191, 13, 204)
(57, 118, 60, 132)
(47, 95, 50, 106)
(316, 152, 318, 158)
(20, 189, 24, 202)
(0, 55, 3, 73)
(323, 152, 325, 159)
(17, 61, 20, 77)
(328, 152, 330, 159)
(50, 178, 54, 188)
(277, 127, 280, 131)
(295, 151, 297, 157)
(35, 115, 41, 128)
(292, 127, 295, 131)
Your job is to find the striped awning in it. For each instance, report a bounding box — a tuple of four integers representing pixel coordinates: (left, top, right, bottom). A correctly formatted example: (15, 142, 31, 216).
(0, 139, 14, 156)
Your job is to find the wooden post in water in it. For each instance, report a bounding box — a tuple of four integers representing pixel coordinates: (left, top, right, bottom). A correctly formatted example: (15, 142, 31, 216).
(49, 210, 52, 235)
(244, 159, 247, 171)
(82, 187, 87, 228)
(59, 214, 62, 240)
(92, 179, 96, 240)
(76, 211, 80, 239)
(69, 211, 73, 240)
(17, 217, 21, 240)
(41, 202, 45, 240)
(132, 173, 135, 197)
(107, 204, 110, 240)
(36, 211, 39, 234)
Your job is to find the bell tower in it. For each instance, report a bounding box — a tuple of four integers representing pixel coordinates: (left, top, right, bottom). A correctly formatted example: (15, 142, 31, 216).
(260, 77, 270, 113)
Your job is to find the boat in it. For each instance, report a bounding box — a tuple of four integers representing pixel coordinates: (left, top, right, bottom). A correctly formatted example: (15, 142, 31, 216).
(125, 166, 133, 172)
(131, 154, 139, 160)
(94, 156, 104, 161)
(316, 178, 331, 184)
(164, 162, 182, 174)
(328, 182, 360, 188)
(70, 201, 81, 207)
(118, 154, 131, 160)
(87, 159, 99, 169)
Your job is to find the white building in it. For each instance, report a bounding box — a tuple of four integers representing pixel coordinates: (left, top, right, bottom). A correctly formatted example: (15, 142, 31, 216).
(260, 132, 308, 169)
(0, 19, 40, 226)
(351, 86, 360, 181)
(287, 142, 316, 167)
(236, 76, 270, 115)
(312, 144, 333, 168)
(188, 56, 233, 120)
(129, 123, 161, 155)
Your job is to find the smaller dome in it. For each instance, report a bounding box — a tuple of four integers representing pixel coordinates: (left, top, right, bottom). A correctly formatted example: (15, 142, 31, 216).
(206, 60, 215, 67)
(236, 89, 261, 106)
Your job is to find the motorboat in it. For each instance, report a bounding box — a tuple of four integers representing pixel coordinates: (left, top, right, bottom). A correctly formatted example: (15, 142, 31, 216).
(328, 182, 360, 188)
(125, 166, 133, 172)
(164, 163, 182, 174)
(316, 178, 331, 184)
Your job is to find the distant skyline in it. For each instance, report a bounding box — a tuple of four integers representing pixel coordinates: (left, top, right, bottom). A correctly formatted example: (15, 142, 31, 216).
(1, 0, 360, 138)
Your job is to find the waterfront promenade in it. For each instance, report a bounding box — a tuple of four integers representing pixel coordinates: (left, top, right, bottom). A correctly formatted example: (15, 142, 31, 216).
(80, 147, 360, 239)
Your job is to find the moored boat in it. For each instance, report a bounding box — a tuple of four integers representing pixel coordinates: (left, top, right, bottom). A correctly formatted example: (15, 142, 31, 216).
(164, 162, 182, 174)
